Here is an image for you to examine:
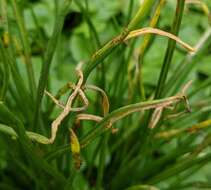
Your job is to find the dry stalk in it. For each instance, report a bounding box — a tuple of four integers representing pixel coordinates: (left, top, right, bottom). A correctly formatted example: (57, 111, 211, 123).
(45, 63, 112, 144)
(47, 68, 88, 143)
(125, 27, 195, 52)
(148, 81, 192, 129)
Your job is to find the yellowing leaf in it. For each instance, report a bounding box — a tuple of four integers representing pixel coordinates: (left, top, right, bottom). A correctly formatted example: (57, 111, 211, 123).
(86, 85, 110, 116)
(70, 129, 80, 155)
(70, 129, 81, 169)
(125, 27, 195, 52)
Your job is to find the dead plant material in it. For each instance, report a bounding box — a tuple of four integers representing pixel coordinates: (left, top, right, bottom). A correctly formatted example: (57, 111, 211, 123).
(125, 27, 195, 52)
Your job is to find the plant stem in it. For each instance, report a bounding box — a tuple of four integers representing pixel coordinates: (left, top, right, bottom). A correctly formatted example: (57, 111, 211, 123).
(126, 0, 134, 24)
(75, 0, 106, 88)
(1, 93, 186, 161)
(0, 103, 66, 186)
(139, 0, 185, 158)
(0, 0, 10, 101)
(0, 40, 33, 119)
(154, 0, 185, 99)
(127, 0, 155, 31)
(10, 0, 36, 97)
(0, 44, 10, 101)
(137, 0, 165, 100)
(147, 152, 211, 184)
(96, 133, 109, 189)
(83, 0, 155, 82)
(164, 27, 211, 97)
(80, 94, 185, 148)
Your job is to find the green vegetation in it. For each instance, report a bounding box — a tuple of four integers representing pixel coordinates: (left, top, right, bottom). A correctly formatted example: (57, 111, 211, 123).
(0, 0, 211, 189)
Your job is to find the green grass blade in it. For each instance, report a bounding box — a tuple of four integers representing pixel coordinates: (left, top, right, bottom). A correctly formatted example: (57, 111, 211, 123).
(10, 0, 36, 97)
(154, 0, 185, 99)
(147, 152, 211, 184)
(0, 102, 66, 186)
(0, 45, 10, 100)
(83, 0, 155, 82)
(0, 39, 33, 118)
(164, 27, 211, 97)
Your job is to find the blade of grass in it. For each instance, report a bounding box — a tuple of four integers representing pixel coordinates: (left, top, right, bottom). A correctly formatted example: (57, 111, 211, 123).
(174, 181, 211, 189)
(137, 0, 165, 100)
(111, 133, 196, 188)
(166, 162, 206, 190)
(126, 0, 134, 24)
(189, 77, 211, 97)
(125, 28, 194, 52)
(74, 0, 106, 88)
(0, 0, 11, 100)
(0, 0, 20, 72)
(0, 102, 67, 186)
(0, 123, 50, 144)
(0, 41, 10, 101)
(96, 133, 109, 189)
(138, 0, 166, 58)
(147, 133, 211, 184)
(43, 93, 189, 161)
(124, 184, 159, 190)
(0, 39, 33, 120)
(154, 0, 185, 99)
(80, 93, 187, 148)
(10, 0, 36, 97)
(164, 27, 211, 97)
(147, 152, 211, 184)
(135, 0, 186, 165)
(82, 0, 155, 82)
(10, 155, 46, 189)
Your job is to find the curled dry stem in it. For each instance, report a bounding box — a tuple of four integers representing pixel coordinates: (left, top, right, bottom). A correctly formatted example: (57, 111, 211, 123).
(45, 90, 65, 109)
(45, 65, 111, 144)
(85, 84, 110, 115)
(76, 114, 103, 123)
(47, 68, 88, 143)
(148, 81, 192, 129)
(125, 27, 195, 53)
(0, 82, 191, 146)
(73, 85, 118, 133)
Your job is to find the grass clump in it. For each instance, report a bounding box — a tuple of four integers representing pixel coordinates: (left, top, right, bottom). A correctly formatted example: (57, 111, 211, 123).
(0, 0, 211, 189)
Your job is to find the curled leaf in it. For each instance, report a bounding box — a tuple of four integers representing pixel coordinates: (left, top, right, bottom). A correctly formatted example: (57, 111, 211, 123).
(26, 132, 51, 144)
(70, 129, 81, 169)
(148, 107, 163, 129)
(86, 85, 110, 116)
(76, 114, 103, 123)
(125, 27, 195, 52)
(0, 123, 50, 144)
